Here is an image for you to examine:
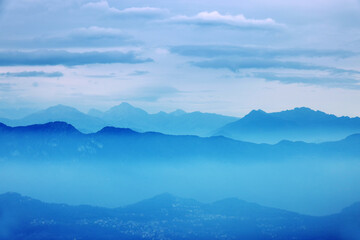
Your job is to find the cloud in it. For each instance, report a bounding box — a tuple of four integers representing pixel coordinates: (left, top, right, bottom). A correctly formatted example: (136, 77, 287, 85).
(83, 1, 168, 18)
(0, 26, 137, 48)
(115, 7, 168, 17)
(191, 58, 360, 75)
(85, 73, 117, 78)
(253, 72, 360, 89)
(82, 0, 112, 11)
(170, 45, 358, 59)
(189, 57, 360, 89)
(0, 71, 63, 78)
(128, 70, 149, 76)
(51, 26, 136, 47)
(167, 11, 284, 29)
(0, 50, 153, 66)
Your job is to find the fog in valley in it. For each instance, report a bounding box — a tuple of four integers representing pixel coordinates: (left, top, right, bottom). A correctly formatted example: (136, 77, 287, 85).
(1, 158, 359, 216)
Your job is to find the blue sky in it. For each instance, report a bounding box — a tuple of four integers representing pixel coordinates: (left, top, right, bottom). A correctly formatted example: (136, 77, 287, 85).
(0, 0, 359, 117)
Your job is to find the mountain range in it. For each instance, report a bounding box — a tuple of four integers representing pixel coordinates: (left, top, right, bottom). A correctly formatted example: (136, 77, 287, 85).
(1, 192, 359, 240)
(214, 107, 360, 143)
(1, 104, 360, 143)
(0, 103, 237, 136)
(0, 121, 359, 162)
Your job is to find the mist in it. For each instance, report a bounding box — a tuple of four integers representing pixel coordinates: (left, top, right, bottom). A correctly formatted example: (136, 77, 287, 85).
(1, 159, 359, 216)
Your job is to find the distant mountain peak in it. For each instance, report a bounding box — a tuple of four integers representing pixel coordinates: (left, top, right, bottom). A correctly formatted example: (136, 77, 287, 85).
(46, 104, 79, 113)
(293, 107, 314, 112)
(242, 109, 268, 120)
(281, 107, 322, 116)
(119, 102, 132, 107)
(272, 107, 332, 122)
(248, 109, 266, 115)
(151, 192, 178, 201)
(214, 106, 360, 143)
(106, 102, 148, 116)
(170, 109, 186, 116)
(111, 102, 137, 110)
(127, 193, 201, 211)
(97, 126, 138, 135)
(45, 121, 75, 127)
(28, 121, 81, 134)
(25, 105, 87, 119)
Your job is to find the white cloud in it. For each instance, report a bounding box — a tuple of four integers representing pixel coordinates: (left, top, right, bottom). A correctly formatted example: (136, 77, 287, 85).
(82, 0, 168, 17)
(72, 26, 124, 37)
(65, 26, 134, 44)
(118, 7, 168, 15)
(82, 0, 119, 13)
(168, 11, 284, 29)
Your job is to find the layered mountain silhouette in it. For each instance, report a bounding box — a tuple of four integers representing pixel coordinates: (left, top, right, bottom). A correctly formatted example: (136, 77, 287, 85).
(0, 105, 106, 134)
(0, 121, 359, 162)
(0, 192, 359, 240)
(2, 104, 360, 143)
(0, 103, 237, 136)
(214, 107, 360, 143)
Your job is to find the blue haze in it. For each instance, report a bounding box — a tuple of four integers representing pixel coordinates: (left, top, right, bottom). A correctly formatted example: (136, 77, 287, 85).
(0, 0, 359, 238)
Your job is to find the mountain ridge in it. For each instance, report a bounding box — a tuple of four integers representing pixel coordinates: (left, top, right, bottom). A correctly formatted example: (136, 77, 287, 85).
(215, 107, 360, 143)
(0, 191, 359, 240)
(1, 103, 237, 136)
(2, 104, 360, 143)
(0, 121, 359, 162)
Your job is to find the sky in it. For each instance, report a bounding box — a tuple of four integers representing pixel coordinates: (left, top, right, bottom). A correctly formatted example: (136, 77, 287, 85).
(0, 0, 360, 117)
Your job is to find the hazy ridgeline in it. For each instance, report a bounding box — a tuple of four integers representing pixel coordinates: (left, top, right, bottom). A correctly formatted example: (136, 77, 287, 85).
(2, 103, 360, 143)
(0, 106, 360, 217)
(0, 109, 360, 239)
(1, 160, 360, 216)
(2, 0, 360, 238)
(0, 118, 360, 216)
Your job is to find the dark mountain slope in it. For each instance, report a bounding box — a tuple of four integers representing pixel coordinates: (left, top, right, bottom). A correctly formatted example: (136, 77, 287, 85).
(0, 121, 359, 162)
(0, 192, 359, 240)
(2, 103, 237, 136)
(4, 105, 106, 133)
(215, 107, 360, 143)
